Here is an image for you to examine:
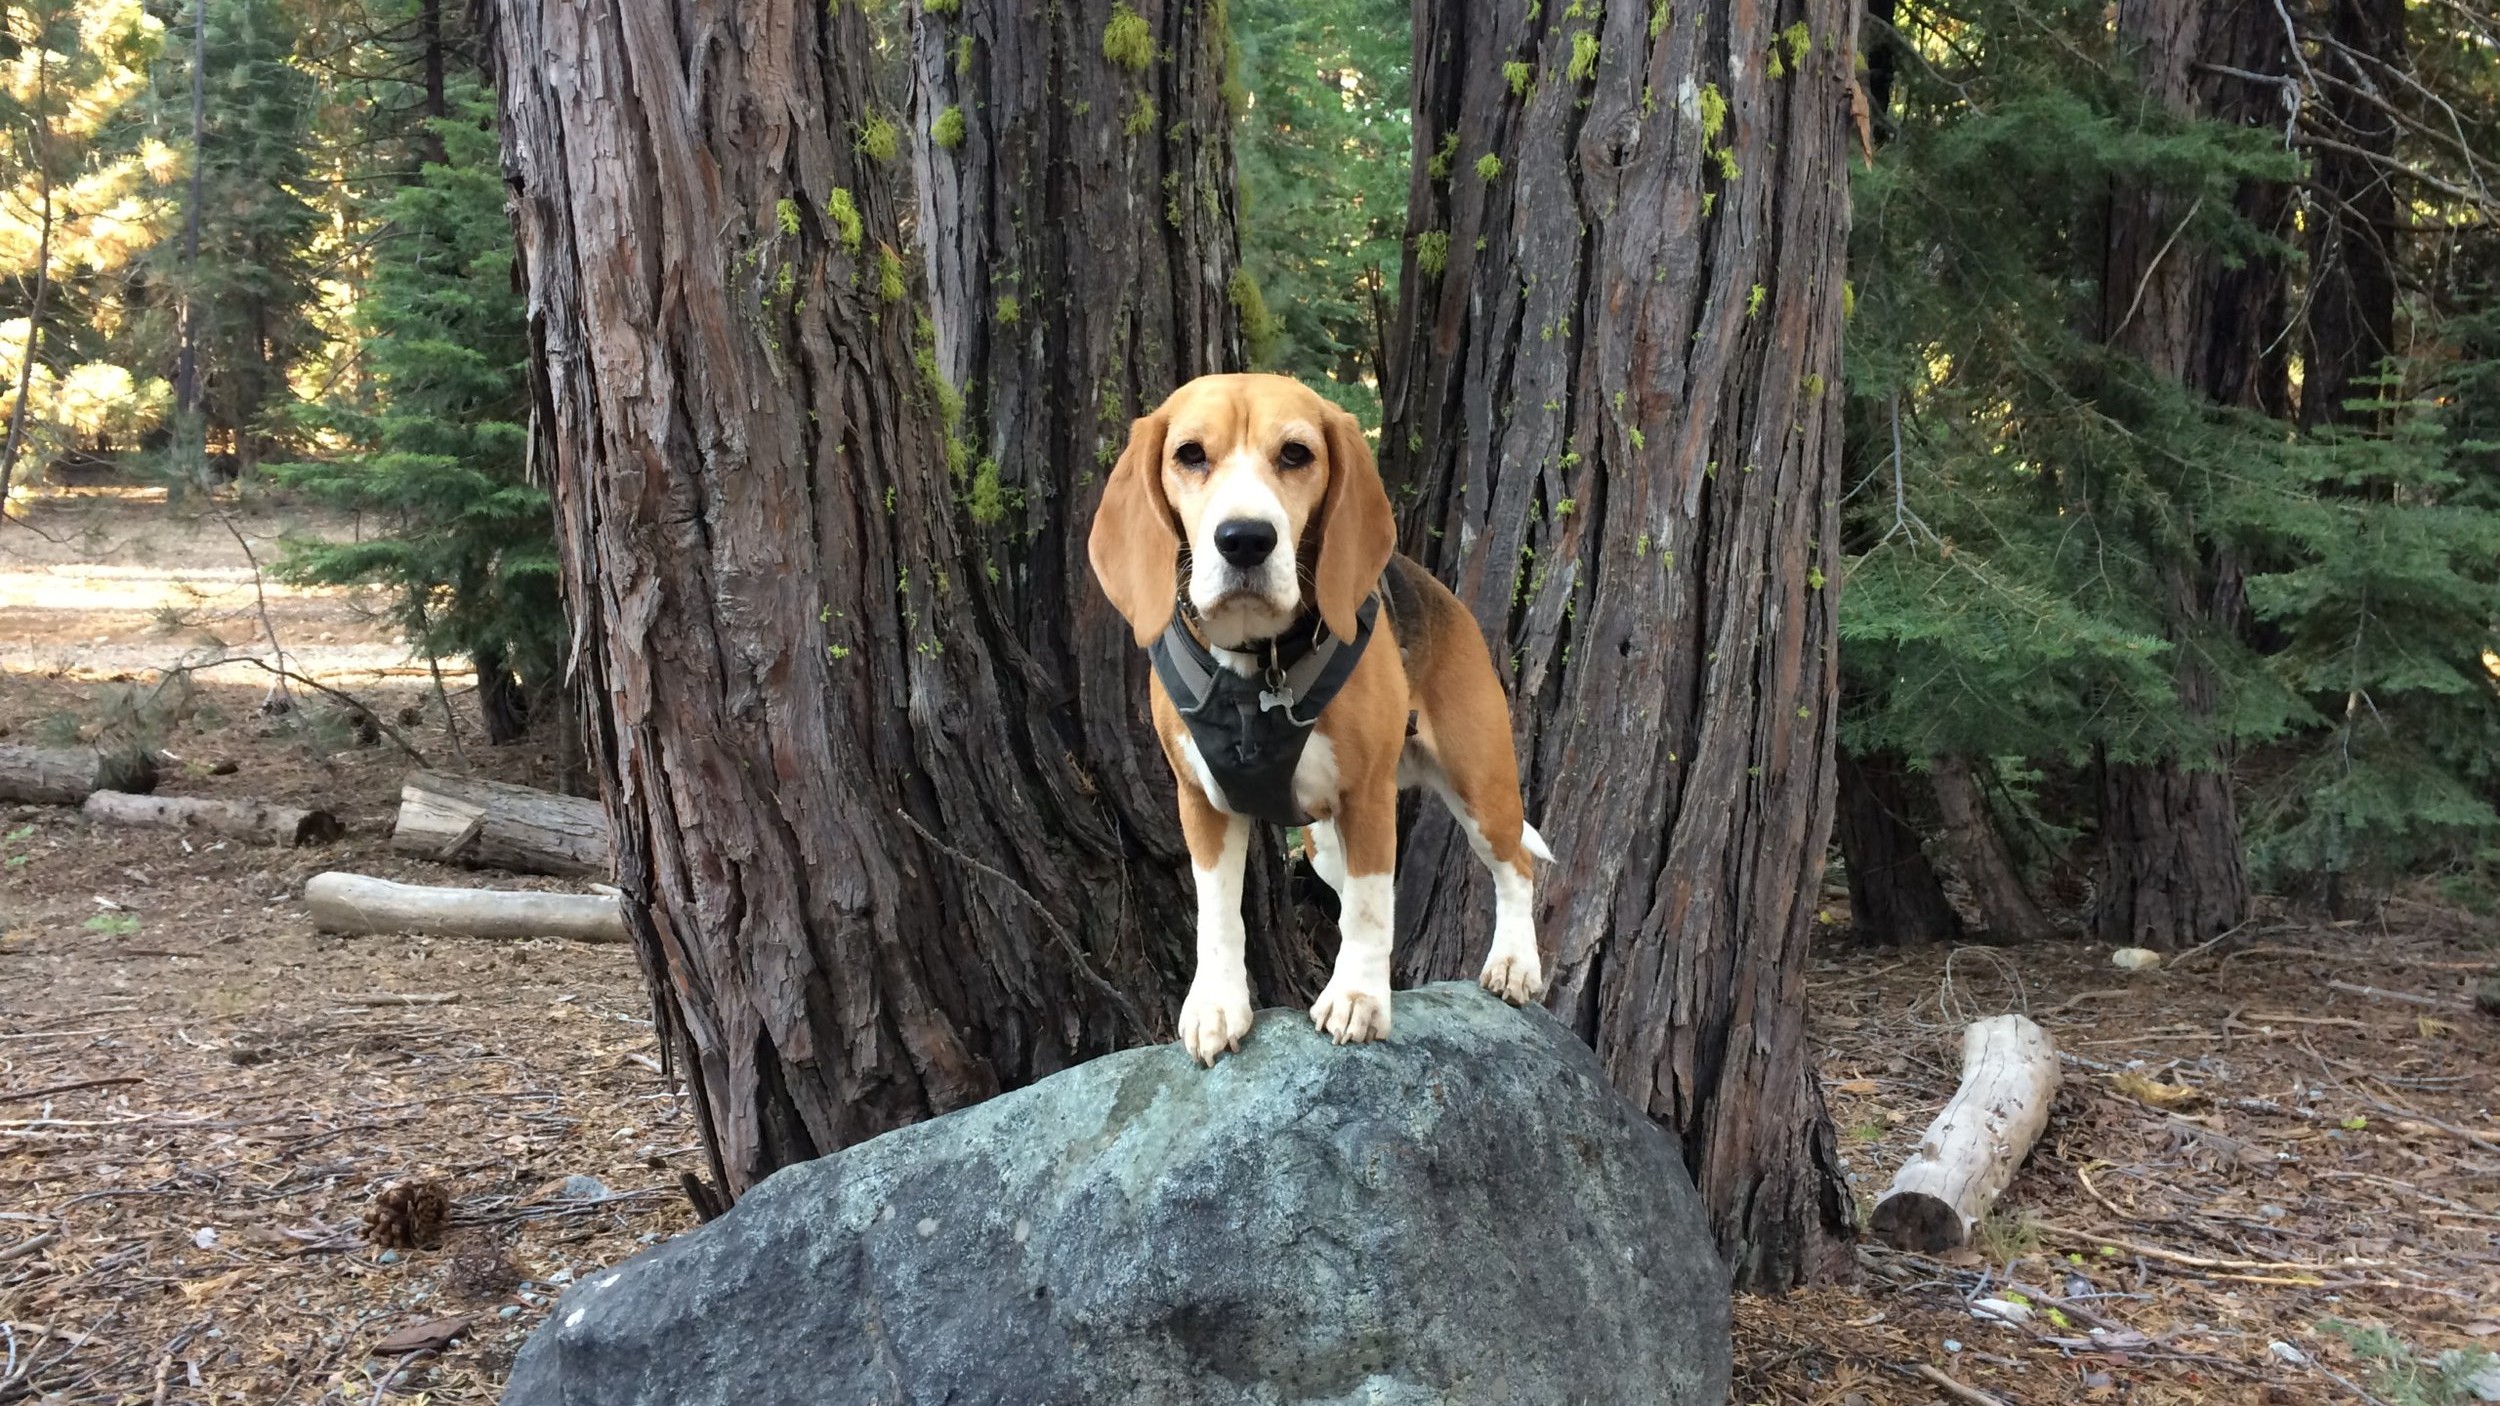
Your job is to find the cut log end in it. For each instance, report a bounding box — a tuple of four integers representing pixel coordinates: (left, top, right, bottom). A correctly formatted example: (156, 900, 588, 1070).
(1870, 1014, 2058, 1254)
(390, 771, 610, 879)
(1867, 1190, 1966, 1253)
(0, 744, 159, 806)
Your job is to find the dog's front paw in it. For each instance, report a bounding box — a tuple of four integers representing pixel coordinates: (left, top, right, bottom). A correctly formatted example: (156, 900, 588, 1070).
(1310, 980, 1392, 1045)
(1177, 979, 1256, 1067)
(1478, 947, 1543, 1006)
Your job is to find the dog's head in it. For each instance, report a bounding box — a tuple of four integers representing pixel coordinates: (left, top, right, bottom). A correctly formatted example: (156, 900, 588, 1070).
(1088, 373, 1394, 650)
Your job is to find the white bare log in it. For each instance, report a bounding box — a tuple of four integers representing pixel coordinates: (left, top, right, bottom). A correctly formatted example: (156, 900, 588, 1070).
(1869, 1014, 2059, 1252)
(0, 744, 156, 805)
(82, 790, 342, 847)
(304, 872, 627, 944)
(390, 771, 610, 878)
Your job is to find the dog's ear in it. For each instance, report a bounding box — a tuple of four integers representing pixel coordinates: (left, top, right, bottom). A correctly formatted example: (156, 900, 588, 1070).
(1312, 404, 1395, 642)
(1087, 408, 1181, 646)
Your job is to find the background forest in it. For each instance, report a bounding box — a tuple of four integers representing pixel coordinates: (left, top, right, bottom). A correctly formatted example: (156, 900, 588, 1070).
(2, 0, 2496, 936)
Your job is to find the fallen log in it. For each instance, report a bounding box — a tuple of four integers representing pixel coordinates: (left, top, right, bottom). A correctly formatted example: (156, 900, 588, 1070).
(305, 872, 627, 944)
(0, 744, 157, 805)
(390, 771, 609, 878)
(1869, 1013, 2058, 1253)
(82, 790, 343, 847)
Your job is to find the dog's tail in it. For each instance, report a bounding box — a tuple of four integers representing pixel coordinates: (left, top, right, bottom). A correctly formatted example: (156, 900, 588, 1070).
(1520, 820, 1555, 863)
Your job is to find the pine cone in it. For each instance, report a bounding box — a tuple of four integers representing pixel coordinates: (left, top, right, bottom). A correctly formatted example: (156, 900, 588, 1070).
(362, 1179, 453, 1251)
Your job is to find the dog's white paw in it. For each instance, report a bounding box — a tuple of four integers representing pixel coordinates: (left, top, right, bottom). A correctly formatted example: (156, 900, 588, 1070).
(1310, 981, 1393, 1045)
(1478, 945, 1543, 1005)
(1177, 980, 1256, 1067)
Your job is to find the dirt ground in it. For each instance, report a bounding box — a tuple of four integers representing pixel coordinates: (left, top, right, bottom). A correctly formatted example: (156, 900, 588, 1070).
(3, 492, 2495, 1405)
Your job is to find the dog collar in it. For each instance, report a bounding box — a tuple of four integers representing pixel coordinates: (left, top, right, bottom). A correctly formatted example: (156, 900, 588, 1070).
(1147, 593, 1380, 826)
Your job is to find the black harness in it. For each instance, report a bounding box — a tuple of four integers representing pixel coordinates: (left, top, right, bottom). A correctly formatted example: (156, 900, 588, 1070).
(1148, 594, 1379, 828)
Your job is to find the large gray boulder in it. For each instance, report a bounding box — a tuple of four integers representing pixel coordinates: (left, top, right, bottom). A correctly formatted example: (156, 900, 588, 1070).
(502, 982, 1730, 1406)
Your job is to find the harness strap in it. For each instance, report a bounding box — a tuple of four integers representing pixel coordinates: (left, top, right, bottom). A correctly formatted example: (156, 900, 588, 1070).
(1146, 593, 1381, 826)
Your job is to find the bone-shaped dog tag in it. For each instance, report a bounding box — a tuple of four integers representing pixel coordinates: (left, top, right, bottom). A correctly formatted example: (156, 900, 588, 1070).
(1259, 687, 1295, 712)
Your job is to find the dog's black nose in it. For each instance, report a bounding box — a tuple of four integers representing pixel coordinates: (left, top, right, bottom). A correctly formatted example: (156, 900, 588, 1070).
(1212, 518, 1278, 567)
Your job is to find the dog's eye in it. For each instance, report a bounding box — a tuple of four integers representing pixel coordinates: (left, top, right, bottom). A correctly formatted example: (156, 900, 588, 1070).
(1278, 441, 1314, 469)
(1174, 441, 1207, 468)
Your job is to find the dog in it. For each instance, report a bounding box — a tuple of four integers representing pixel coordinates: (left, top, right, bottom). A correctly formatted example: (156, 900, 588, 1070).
(1087, 373, 1552, 1066)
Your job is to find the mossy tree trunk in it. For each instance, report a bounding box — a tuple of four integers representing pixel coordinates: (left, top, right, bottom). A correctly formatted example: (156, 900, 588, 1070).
(1380, 0, 1855, 1288)
(493, 0, 1201, 1199)
(907, 0, 1324, 1001)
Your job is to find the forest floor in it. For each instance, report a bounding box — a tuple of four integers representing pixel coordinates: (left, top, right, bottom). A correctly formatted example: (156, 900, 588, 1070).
(2, 491, 2495, 1405)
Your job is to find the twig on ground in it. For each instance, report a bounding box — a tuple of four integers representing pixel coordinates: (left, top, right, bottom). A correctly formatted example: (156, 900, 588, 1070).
(214, 512, 293, 716)
(0, 1075, 141, 1105)
(0, 1232, 57, 1264)
(2324, 979, 2470, 1011)
(2028, 1221, 2381, 1273)
(1909, 1361, 2011, 1406)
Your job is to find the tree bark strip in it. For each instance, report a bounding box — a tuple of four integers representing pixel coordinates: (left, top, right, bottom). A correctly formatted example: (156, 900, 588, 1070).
(1382, 0, 1855, 1288)
(908, 0, 1321, 1000)
(493, 0, 1194, 1198)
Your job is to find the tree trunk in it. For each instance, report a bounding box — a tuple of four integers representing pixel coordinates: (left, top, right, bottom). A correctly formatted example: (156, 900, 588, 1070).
(1928, 754, 2056, 942)
(0, 41, 50, 504)
(82, 790, 342, 847)
(1381, 0, 1855, 1288)
(1836, 746, 1963, 944)
(2302, 0, 2404, 429)
(391, 770, 610, 877)
(305, 872, 626, 943)
(493, 0, 1207, 1199)
(175, 0, 209, 493)
(2091, 0, 2281, 949)
(908, 0, 1319, 996)
(472, 643, 530, 744)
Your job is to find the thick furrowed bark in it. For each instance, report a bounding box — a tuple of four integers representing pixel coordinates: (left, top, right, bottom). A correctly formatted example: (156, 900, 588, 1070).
(1384, 0, 1855, 1289)
(907, 0, 1321, 1003)
(493, 0, 1197, 1198)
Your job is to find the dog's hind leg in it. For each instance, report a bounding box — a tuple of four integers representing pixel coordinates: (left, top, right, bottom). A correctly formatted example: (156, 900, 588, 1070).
(1414, 723, 1547, 1006)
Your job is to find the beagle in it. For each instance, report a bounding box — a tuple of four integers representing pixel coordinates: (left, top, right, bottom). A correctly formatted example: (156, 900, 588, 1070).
(1088, 373, 1552, 1066)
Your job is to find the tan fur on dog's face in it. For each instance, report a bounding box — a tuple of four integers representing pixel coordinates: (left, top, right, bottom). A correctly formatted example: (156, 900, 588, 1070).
(1089, 373, 1394, 650)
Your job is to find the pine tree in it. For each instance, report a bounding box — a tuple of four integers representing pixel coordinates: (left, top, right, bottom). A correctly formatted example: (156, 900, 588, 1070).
(1230, 0, 1409, 419)
(272, 88, 555, 743)
(134, 0, 320, 475)
(0, 0, 165, 495)
(1841, 0, 2500, 928)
